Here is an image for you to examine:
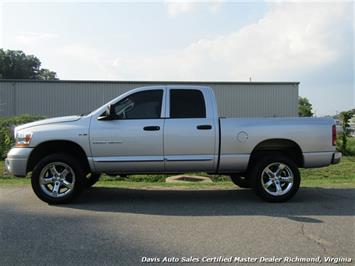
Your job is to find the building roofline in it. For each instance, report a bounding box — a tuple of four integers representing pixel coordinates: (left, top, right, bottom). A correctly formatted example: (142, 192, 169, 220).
(0, 79, 300, 85)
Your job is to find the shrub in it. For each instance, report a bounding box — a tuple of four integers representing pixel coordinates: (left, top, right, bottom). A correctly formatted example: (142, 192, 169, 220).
(347, 137, 355, 155)
(0, 114, 45, 158)
(336, 136, 355, 156)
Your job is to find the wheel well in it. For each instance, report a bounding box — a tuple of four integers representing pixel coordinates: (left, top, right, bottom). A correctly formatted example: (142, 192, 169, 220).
(248, 139, 303, 169)
(27, 140, 90, 173)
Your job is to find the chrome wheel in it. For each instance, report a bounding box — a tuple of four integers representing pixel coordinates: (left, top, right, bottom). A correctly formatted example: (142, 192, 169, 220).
(261, 162, 294, 196)
(39, 162, 76, 198)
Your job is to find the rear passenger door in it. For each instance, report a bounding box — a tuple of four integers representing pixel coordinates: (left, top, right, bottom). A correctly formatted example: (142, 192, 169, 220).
(163, 88, 217, 172)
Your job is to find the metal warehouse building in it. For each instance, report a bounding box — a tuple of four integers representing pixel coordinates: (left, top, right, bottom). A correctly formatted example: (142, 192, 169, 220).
(0, 80, 299, 118)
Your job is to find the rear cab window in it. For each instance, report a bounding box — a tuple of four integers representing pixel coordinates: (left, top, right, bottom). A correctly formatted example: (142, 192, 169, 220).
(170, 89, 206, 118)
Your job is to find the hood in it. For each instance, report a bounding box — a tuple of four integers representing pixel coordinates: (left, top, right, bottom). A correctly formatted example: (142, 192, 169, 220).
(15, 115, 82, 131)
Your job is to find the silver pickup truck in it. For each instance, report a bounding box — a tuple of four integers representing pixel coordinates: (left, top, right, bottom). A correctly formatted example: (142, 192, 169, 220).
(5, 85, 341, 204)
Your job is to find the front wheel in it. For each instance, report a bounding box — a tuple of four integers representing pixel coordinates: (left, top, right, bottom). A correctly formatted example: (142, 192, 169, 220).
(31, 154, 85, 204)
(250, 155, 300, 202)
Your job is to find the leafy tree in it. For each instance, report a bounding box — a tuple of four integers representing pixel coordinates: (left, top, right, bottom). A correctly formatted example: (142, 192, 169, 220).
(0, 49, 58, 80)
(339, 110, 354, 154)
(37, 68, 57, 80)
(298, 97, 313, 117)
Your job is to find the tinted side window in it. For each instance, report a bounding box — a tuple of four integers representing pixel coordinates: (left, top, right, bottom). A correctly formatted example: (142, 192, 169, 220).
(113, 90, 163, 119)
(170, 89, 206, 118)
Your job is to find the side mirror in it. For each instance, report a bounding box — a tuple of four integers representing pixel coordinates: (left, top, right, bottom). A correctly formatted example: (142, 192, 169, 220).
(97, 104, 114, 121)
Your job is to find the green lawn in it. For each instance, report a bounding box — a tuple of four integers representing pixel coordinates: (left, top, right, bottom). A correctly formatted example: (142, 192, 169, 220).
(1, 156, 354, 188)
(300, 155, 355, 187)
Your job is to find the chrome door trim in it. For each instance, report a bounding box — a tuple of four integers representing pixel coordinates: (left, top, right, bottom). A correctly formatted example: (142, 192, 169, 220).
(92, 156, 164, 163)
(164, 155, 214, 162)
(92, 141, 123, 144)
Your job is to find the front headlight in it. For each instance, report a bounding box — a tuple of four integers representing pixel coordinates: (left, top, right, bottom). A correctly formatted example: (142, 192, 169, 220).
(15, 132, 33, 147)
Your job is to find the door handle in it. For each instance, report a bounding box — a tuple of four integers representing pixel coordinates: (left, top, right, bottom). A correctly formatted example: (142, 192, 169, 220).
(143, 126, 160, 131)
(197, 125, 212, 130)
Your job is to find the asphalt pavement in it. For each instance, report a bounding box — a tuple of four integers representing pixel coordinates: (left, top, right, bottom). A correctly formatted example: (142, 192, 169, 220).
(0, 186, 354, 265)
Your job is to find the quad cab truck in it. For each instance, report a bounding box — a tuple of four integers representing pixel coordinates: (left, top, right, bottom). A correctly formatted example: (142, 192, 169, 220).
(5, 85, 341, 204)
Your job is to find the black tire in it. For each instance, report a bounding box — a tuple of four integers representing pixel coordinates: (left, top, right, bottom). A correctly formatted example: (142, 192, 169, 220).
(230, 174, 251, 188)
(250, 154, 300, 202)
(31, 154, 85, 204)
(84, 173, 101, 188)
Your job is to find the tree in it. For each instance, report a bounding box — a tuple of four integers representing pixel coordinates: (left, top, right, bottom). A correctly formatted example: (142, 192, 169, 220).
(37, 68, 58, 80)
(298, 97, 313, 117)
(339, 110, 354, 154)
(0, 49, 58, 80)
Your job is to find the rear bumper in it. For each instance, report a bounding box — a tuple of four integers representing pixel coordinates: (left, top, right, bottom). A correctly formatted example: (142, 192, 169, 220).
(303, 151, 341, 168)
(5, 148, 33, 177)
(331, 152, 342, 164)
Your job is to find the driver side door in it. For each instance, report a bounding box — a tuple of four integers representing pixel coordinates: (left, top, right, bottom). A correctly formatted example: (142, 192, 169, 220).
(90, 89, 165, 173)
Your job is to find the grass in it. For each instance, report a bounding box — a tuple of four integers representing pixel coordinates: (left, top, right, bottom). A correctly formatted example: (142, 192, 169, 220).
(1, 156, 354, 188)
(300, 155, 355, 188)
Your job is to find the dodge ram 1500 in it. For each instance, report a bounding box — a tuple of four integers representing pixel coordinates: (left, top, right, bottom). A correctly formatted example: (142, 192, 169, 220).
(5, 85, 341, 203)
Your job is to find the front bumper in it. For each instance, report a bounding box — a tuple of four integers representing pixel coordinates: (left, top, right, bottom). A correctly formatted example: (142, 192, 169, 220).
(5, 148, 33, 177)
(331, 152, 342, 164)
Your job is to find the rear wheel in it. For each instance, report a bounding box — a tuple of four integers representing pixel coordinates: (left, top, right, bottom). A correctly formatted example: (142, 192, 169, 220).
(230, 174, 251, 188)
(250, 155, 300, 202)
(31, 154, 85, 204)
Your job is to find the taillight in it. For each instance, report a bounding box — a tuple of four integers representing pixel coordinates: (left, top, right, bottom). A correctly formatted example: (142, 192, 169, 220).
(332, 124, 336, 146)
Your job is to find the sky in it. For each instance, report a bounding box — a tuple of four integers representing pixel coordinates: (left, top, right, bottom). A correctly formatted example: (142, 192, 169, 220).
(0, 0, 354, 116)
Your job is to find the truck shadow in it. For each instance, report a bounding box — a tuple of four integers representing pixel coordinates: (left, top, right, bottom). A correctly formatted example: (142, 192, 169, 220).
(60, 187, 355, 220)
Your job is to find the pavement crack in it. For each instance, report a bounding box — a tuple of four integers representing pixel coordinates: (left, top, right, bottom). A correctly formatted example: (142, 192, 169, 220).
(300, 224, 328, 254)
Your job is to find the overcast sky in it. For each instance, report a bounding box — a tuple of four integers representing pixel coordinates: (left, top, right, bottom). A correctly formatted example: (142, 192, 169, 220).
(0, 1, 354, 116)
